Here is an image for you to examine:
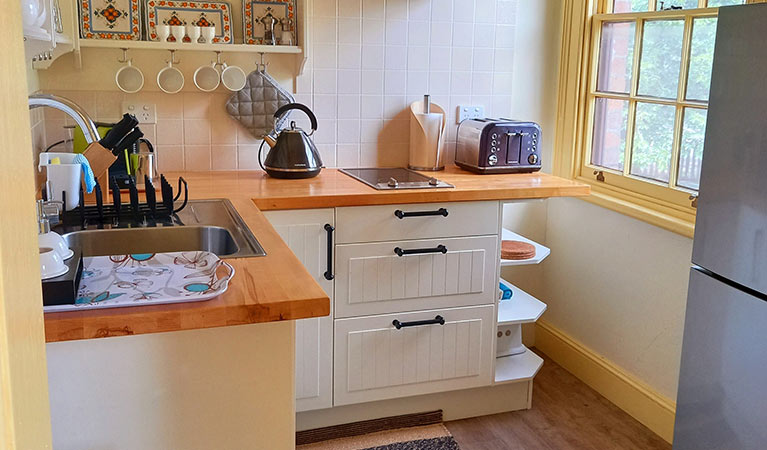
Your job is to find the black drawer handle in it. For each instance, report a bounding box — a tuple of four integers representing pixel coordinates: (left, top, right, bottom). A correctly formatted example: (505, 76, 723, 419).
(324, 223, 334, 280)
(394, 245, 447, 257)
(394, 208, 448, 219)
(393, 315, 445, 330)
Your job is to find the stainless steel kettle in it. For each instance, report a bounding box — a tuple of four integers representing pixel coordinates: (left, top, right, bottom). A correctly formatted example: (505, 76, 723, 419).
(260, 103, 323, 179)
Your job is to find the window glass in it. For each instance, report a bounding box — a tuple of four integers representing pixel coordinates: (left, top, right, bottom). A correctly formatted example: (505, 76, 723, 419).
(708, 0, 744, 6)
(686, 17, 717, 101)
(591, 98, 630, 171)
(637, 20, 685, 99)
(597, 22, 636, 94)
(613, 0, 650, 13)
(630, 102, 676, 182)
(655, 0, 699, 10)
(677, 108, 707, 189)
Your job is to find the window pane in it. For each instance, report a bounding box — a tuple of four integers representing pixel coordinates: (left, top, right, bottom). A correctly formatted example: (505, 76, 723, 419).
(655, 0, 699, 10)
(613, 0, 650, 13)
(637, 20, 685, 99)
(686, 17, 717, 101)
(591, 98, 629, 171)
(630, 102, 676, 182)
(677, 108, 707, 190)
(708, 0, 744, 6)
(597, 22, 636, 94)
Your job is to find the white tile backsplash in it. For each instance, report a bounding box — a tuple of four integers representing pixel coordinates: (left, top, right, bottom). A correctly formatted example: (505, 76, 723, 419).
(40, 0, 518, 171)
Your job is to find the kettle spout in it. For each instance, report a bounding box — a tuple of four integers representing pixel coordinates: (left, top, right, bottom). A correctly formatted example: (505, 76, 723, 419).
(263, 132, 278, 148)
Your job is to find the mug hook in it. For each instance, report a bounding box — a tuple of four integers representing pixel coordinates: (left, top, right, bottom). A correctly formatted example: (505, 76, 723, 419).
(166, 49, 180, 65)
(118, 48, 130, 64)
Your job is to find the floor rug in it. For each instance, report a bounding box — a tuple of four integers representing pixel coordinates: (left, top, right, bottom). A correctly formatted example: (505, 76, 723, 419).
(297, 424, 460, 450)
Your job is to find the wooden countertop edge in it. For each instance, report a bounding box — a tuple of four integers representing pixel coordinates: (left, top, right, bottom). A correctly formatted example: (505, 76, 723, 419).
(253, 186, 591, 210)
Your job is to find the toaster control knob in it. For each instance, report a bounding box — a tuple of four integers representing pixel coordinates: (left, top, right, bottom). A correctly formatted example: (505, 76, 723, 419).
(491, 146, 498, 153)
(488, 155, 498, 166)
(528, 154, 539, 165)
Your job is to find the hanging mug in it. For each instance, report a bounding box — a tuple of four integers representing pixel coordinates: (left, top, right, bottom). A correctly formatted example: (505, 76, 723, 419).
(157, 60, 184, 94)
(115, 59, 144, 93)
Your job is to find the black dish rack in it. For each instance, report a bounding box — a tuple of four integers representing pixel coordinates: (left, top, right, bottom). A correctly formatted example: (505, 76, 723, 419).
(57, 174, 188, 228)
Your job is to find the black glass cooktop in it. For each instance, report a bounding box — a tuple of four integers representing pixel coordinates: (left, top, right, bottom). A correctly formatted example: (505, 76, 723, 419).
(340, 168, 454, 190)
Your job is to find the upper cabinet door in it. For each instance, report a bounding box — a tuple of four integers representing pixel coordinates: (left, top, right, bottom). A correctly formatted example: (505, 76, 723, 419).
(264, 208, 334, 413)
(693, 5, 767, 295)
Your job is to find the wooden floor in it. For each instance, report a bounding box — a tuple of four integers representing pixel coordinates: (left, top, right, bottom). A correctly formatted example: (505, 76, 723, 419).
(445, 350, 671, 450)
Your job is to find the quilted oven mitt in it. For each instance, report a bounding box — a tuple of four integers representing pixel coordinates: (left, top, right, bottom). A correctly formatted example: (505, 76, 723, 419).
(226, 70, 295, 138)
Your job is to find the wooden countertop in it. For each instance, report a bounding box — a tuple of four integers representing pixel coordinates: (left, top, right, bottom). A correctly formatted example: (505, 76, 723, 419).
(43, 167, 588, 343)
(167, 166, 590, 210)
(43, 198, 330, 342)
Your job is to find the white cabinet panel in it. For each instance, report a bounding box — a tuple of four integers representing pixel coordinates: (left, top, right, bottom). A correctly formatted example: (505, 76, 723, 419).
(265, 209, 334, 412)
(336, 236, 498, 318)
(336, 201, 499, 244)
(334, 305, 495, 406)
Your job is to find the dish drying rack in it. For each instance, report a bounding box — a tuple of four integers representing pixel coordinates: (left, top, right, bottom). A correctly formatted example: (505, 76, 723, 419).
(52, 175, 188, 228)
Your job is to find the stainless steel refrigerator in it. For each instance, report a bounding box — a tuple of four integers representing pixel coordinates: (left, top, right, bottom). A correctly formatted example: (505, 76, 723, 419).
(674, 4, 767, 449)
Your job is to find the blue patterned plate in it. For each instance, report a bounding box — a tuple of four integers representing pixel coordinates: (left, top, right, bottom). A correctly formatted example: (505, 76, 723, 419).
(44, 251, 235, 312)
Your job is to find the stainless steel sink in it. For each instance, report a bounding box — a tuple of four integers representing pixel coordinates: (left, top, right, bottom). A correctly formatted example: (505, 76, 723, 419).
(59, 199, 265, 259)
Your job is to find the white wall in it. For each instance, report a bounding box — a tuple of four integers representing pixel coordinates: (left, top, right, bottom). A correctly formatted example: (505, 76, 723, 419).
(542, 198, 693, 400)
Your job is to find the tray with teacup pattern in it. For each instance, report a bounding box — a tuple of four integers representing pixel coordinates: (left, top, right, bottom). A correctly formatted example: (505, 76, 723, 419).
(243, 0, 297, 45)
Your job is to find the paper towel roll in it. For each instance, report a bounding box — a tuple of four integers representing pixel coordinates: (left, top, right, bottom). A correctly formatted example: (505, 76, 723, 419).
(409, 101, 446, 170)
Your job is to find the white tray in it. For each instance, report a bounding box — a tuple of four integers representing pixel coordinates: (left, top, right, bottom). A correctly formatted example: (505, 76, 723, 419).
(44, 251, 234, 313)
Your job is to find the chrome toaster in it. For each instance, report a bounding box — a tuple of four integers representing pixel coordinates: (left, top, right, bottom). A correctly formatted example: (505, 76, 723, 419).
(454, 118, 542, 174)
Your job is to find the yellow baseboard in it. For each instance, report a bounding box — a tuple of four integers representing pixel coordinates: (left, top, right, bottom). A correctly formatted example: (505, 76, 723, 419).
(534, 320, 676, 443)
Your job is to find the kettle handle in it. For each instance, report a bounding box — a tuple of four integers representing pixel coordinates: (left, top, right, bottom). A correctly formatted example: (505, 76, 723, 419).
(274, 103, 318, 133)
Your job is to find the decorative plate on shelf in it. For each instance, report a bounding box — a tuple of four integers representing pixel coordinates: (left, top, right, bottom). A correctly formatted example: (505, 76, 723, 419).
(144, 0, 233, 43)
(243, 0, 297, 45)
(43, 251, 235, 313)
(78, 0, 142, 40)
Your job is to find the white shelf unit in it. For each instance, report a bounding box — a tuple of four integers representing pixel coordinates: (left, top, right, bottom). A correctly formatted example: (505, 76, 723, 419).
(500, 228, 550, 266)
(493, 279, 547, 386)
(494, 347, 544, 384)
(497, 281, 547, 326)
(77, 40, 302, 54)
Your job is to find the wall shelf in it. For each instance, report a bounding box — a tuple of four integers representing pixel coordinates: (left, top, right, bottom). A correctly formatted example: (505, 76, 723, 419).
(497, 280, 547, 326)
(500, 228, 550, 266)
(494, 347, 544, 385)
(77, 40, 302, 54)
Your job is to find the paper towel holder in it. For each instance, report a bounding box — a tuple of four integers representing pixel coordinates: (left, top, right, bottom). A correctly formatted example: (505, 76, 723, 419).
(409, 95, 447, 171)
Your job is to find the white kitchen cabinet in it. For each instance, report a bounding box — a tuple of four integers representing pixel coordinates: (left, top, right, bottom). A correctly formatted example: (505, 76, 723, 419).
(333, 305, 495, 406)
(335, 235, 498, 318)
(264, 209, 334, 412)
(335, 201, 499, 244)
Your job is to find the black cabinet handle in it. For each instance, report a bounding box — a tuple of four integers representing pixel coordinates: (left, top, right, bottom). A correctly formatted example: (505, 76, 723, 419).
(394, 208, 448, 219)
(394, 245, 447, 257)
(324, 223, 335, 280)
(392, 315, 445, 330)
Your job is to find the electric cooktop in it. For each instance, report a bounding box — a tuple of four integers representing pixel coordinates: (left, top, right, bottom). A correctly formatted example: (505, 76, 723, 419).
(339, 168, 454, 190)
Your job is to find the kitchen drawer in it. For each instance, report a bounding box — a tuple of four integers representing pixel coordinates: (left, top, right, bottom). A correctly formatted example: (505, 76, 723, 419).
(334, 305, 495, 406)
(336, 201, 499, 244)
(335, 235, 498, 318)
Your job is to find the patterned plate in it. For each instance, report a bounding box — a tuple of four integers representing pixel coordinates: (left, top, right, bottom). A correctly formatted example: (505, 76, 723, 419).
(145, 0, 233, 43)
(243, 0, 297, 45)
(43, 251, 235, 312)
(78, 0, 142, 40)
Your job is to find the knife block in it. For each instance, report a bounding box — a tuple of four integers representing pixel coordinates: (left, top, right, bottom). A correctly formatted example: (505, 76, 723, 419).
(81, 142, 117, 204)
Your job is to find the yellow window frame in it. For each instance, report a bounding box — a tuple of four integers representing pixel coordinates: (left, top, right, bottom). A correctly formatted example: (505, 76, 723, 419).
(554, 0, 759, 237)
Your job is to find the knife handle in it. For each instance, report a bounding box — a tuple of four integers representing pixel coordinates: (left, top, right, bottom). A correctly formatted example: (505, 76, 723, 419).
(99, 113, 138, 150)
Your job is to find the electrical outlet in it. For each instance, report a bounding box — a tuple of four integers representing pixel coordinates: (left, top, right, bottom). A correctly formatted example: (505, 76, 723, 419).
(121, 101, 157, 124)
(457, 105, 486, 123)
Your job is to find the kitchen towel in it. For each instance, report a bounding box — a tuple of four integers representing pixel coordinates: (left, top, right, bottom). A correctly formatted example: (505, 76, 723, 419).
(226, 69, 294, 138)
